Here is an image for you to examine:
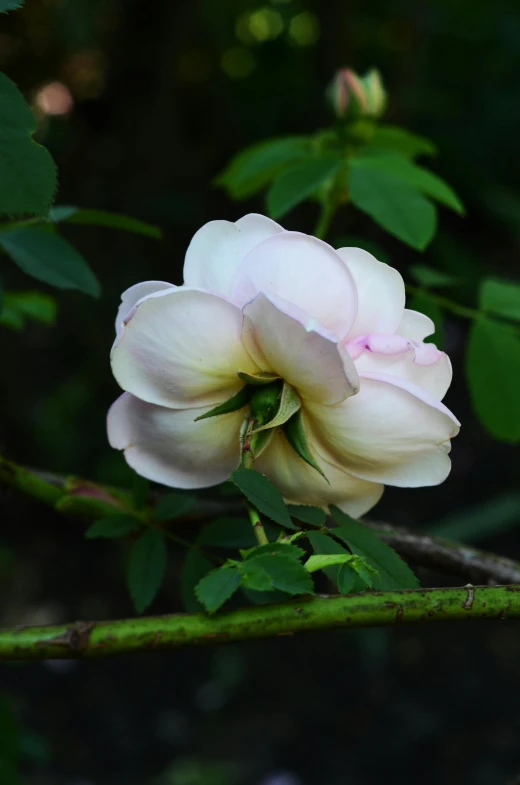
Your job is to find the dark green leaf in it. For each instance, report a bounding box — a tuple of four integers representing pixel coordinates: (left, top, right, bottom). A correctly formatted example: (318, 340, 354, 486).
(0, 73, 56, 217)
(197, 517, 258, 549)
(50, 206, 162, 239)
(244, 553, 314, 595)
(286, 504, 326, 527)
(407, 292, 444, 348)
(0, 290, 57, 331)
(427, 492, 520, 544)
(242, 542, 304, 561)
(230, 468, 296, 529)
(349, 161, 436, 250)
(154, 491, 196, 521)
(216, 136, 311, 199)
(409, 264, 461, 289)
(329, 506, 420, 590)
(239, 562, 274, 592)
(127, 529, 167, 613)
(0, 0, 23, 11)
(267, 157, 343, 220)
(194, 386, 250, 421)
(337, 563, 356, 594)
(0, 227, 100, 296)
(366, 125, 437, 158)
(195, 567, 242, 613)
(466, 319, 520, 442)
(85, 515, 138, 539)
(242, 587, 287, 605)
(131, 475, 149, 510)
(181, 549, 214, 612)
(284, 409, 327, 479)
(480, 278, 520, 322)
(307, 530, 351, 586)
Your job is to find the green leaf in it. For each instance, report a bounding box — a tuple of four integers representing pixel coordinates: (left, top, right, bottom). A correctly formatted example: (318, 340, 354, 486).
(194, 386, 250, 421)
(480, 278, 520, 322)
(349, 160, 437, 250)
(131, 475, 149, 510)
(286, 504, 326, 527)
(366, 125, 437, 158)
(239, 562, 274, 592)
(0, 0, 23, 11)
(466, 319, 520, 442)
(353, 154, 464, 214)
(127, 529, 167, 613)
(181, 549, 214, 612)
(306, 530, 352, 586)
(0, 227, 100, 297)
(230, 468, 296, 529)
(267, 157, 343, 220)
(409, 264, 461, 289)
(283, 409, 327, 480)
(0, 290, 57, 330)
(249, 427, 275, 458)
(0, 73, 56, 217)
(407, 292, 444, 348)
(216, 136, 311, 200)
(154, 491, 196, 521)
(197, 516, 258, 548)
(241, 542, 305, 561)
(329, 506, 420, 590)
(337, 563, 356, 594)
(304, 553, 355, 573)
(251, 382, 301, 432)
(243, 553, 314, 595)
(49, 206, 162, 239)
(195, 567, 242, 613)
(85, 515, 139, 539)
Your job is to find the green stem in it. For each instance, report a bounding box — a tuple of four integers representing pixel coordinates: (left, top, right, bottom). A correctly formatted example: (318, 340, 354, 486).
(247, 503, 269, 545)
(2, 585, 520, 660)
(314, 197, 337, 241)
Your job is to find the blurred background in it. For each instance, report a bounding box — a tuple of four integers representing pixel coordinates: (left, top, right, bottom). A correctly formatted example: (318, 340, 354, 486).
(1, 0, 520, 782)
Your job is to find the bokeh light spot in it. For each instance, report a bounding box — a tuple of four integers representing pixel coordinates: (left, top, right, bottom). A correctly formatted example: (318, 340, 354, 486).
(34, 81, 74, 116)
(221, 47, 256, 79)
(288, 12, 320, 46)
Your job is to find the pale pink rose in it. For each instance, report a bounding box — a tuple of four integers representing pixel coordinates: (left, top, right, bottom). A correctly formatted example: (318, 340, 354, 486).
(108, 214, 459, 517)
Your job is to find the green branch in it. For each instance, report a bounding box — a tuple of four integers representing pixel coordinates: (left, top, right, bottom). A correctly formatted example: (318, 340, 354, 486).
(1, 585, 519, 660)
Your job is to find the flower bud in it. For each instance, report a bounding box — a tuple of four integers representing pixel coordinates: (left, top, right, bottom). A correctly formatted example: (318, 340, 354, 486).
(327, 67, 387, 121)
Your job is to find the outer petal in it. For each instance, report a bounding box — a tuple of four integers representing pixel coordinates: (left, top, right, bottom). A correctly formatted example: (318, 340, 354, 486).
(337, 248, 405, 338)
(115, 281, 175, 335)
(305, 373, 460, 487)
(231, 232, 358, 338)
(398, 308, 435, 341)
(111, 288, 259, 408)
(255, 430, 384, 517)
(183, 214, 283, 297)
(242, 292, 359, 404)
(107, 393, 243, 489)
(354, 349, 453, 400)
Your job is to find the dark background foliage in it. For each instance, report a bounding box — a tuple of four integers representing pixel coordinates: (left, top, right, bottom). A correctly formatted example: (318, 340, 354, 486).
(1, 0, 520, 782)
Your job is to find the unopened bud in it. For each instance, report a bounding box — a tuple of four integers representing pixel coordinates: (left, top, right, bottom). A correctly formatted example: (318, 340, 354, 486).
(327, 67, 387, 121)
(249, 381, 282, 427)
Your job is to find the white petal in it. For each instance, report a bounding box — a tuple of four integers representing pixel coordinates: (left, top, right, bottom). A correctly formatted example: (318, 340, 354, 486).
(183, 214, 283, 297)
(354, 348, 453, 400)
(111, 288, 259, 408)
(242, 292, 359, 404)
(398, 308, 435, 341)
(115, 281, 175, 335)
(337, 248, 405, 338)
(107, 393, 243, 489)
(255, 430, 384, 517)
(231, 232, 358, 338)
(305, 372, 460, 487)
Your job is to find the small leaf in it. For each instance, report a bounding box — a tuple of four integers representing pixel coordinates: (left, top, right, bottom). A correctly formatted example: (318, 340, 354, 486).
(267, 157, 343, 220)
(329, 506, 420, 590)
(349, 556, 380, 588)
(304, 553, 355, 573)
(409, 264, 461, 289)
(230, 468, 296, 529)
(241, 542, 305, 561)
(466, 318, 520, 442)
(337, 563, 356, 594)
(283, 409, 328, 480)
(127, 530, 167, 613)
(181, 549, 214, 612)
(0, 227, 99, 296)
(50, 206, 162, 239)
(480, 278, 520, 322)
(237, 371, 280, 386)
(197, 517, 259, 549)
(349, 162, 436, 250)
(0, 0, 23, 11)
(239, 563, 274, 592)
(244, 553, 314, 595)
(251, 382, 301, 432)
(366, 125, 437, 158)
(0, 73, 56, 217)
(85, 515, 139, 539)
(0, 290, 57, 331)
(194, 386, 250, 421)
(286, 504, 326, 527)
(154, 491, 196, 521)
(307, 530, 352, 586)
(195, 567, 242, 613)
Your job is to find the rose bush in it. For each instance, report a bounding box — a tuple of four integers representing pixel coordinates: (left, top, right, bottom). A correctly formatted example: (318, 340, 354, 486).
(108, 214, 459, 517)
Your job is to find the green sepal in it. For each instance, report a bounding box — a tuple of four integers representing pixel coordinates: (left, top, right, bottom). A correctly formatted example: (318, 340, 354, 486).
(237, 371, 280, 386)
(194, 386, 250, 422)
(251, 382, 301, 433)
(283, 410, 328, 482)
(249, 381, 282, 426)
(249, 427, 275, 458)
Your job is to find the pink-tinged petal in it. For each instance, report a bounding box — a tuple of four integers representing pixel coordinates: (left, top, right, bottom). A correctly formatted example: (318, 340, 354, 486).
(231, 232, 358, 338)
(354, 346, 452, 400)
(348, 333, 443, 366)
(242, 292, 359, 404)
(397, 308, 435, 341)
(337, 247, 405, 338)
(305, 372, 460, 488)
(111, 288, 259, 408)
(183, 214, 283, 297)
(255, 430, 384, 517)
(107, 393, 243, 489)
(115, 281, 175, 335)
